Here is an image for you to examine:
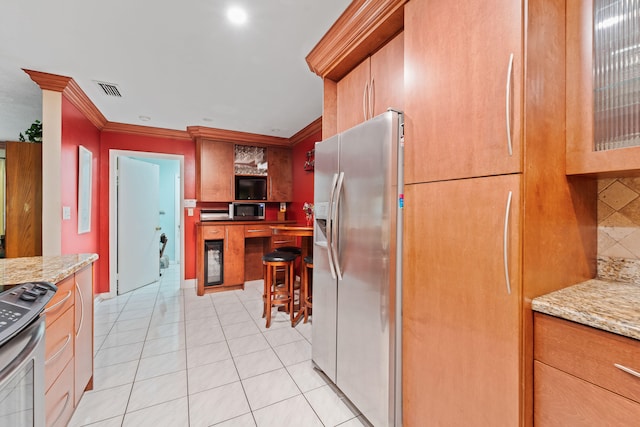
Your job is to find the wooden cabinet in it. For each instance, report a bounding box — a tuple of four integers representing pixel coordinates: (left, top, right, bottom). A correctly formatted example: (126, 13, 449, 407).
(404, 175, 521, 426)
(337, 32, 404, 134)
(337, 56, 370, 133)
(566, 0, 640, 175)
(74, 266, 93, 406)
(44, 265, 94, 427)
(266, 147, 292, 201)
(5, 141, 42, 257)
(45, 358, 75, 427)
(45, 305, 74, 392)
(309, 1, 597, 425)
(224, 225, 245, 286)
(196, 139, 234, 201)
(197, 224, 245, 295)
(404, 0, 522, 183)
(534, 313, 640, 425)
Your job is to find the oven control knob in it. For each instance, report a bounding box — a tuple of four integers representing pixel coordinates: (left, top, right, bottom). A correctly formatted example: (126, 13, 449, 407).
(19, 290, 38, 302)
(33, 284, 49, 295)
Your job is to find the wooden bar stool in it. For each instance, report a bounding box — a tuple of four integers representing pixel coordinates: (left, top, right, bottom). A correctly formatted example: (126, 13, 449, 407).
(275, 246, 302, 308)
(302, 256, 313, 323)
(262, 251, 296, 328)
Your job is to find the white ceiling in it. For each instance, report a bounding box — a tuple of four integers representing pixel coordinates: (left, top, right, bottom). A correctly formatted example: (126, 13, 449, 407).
(0, 0, 351, 141)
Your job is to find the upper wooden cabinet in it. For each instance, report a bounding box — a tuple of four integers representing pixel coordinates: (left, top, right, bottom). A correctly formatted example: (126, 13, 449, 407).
(196, 139, 234, 202)
(404, 0, 522, 183)
(337, 32, 404, 133)
(566, 0, 640, 176)
(195, 139, 292, 202)
(267, 147, 292, 202)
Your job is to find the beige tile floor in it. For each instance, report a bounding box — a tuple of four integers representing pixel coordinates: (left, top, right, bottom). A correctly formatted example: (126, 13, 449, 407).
(68, 264, 367, 427)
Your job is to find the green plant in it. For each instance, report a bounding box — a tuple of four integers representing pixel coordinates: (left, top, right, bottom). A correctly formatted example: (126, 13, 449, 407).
(19, 120, 42, 143)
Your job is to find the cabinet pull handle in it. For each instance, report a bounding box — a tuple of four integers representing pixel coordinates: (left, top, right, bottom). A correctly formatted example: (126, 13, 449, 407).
(503, 191, 513, 295)
(46, 334, 71, 366)
(75, 281, 84, 337)
(614, 363, 640, 379)
(363, 82, 369, 121)
(50, 392, 70, 427)
(44, 291, 72, 314)
(369, 78, 375, 119)
(505, 53, 514, 156)
(247, 229, 264, 233)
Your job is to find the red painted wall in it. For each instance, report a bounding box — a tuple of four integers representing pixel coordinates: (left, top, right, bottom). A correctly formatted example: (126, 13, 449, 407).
(290, 131, 320, 223)
(61, 97, 101, 289)
(97, 132, 196, 294)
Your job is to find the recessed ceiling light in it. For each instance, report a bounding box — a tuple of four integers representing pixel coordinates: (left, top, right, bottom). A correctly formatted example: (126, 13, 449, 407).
(227, 6, 248, 25)
(202, 118, 213, 122)
(139, 115, 151, 121)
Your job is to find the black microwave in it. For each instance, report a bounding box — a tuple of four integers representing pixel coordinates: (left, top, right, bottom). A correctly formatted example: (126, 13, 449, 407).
(235, 176, 267, 200)
(232, 202, 265, 220)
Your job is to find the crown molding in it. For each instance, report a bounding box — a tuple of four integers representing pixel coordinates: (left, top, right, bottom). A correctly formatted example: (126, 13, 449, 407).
(289, 117, 322, 146)
(24, 69, 108, 129)
(23, 69, 72, 92)
(305, 0, 406, 81)
(63, 79, 108, 129)
(102, 122, 191, 140)
(187, 126, 290, 147)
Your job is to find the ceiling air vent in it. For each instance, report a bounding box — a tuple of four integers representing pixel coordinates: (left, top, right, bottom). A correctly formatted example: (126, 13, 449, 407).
(95, 81, 122, 97)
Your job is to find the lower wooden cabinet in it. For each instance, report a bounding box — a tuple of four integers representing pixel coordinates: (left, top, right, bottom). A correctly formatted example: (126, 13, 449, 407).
(44, 307, 74, 392)
(74, 266, 94, 405)
(44, 264, 95, 427)
(45, 358, 75, 427)
(197, 222, 295, 294)
(197, 224, 245, 295)
(403, 176, 521, 426)
(534, 313, 640, 426)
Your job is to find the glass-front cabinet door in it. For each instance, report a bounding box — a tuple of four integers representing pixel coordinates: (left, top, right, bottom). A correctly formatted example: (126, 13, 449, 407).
(567, 0, 640, 175)
(593, 0, 640, 151)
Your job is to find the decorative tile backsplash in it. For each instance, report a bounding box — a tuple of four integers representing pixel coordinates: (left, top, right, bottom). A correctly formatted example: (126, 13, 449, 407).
(598, 178, 640, 284)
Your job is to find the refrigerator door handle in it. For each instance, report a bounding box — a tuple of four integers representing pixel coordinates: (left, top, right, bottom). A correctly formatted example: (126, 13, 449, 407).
(331, 172, 345, 280)
(326, 173, 339, 279)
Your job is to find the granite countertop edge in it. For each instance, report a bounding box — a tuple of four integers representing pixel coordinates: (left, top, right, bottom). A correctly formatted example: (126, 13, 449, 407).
(532, 278, 640, 341)
(0, 253, 99, 285)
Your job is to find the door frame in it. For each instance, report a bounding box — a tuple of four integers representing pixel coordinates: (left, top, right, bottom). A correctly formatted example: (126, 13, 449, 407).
(107, 149, 185, 298)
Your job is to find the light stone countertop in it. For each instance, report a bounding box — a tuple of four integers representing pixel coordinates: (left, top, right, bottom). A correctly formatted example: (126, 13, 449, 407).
(532, 279, 640, 341)
(0, 253, 98, 286)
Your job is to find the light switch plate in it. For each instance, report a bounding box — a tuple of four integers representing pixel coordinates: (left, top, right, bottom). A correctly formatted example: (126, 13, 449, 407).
(62, 206, 71, 220)
(187, 208, 194, 216)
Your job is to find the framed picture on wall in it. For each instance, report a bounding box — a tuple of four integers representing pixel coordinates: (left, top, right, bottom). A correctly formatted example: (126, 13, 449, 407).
(78, 145, 92, 234)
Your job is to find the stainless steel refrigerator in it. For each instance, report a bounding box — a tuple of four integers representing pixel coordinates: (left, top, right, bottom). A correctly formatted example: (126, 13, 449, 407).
(313, 110, 403, 427)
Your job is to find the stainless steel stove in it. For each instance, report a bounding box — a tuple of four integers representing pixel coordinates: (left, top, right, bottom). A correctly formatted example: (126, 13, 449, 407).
(0, 281, 57, 426)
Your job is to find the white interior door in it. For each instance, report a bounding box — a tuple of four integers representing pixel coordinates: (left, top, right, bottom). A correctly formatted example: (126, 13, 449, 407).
(117, 156, 160, 294)
(174, 174, 181, 264)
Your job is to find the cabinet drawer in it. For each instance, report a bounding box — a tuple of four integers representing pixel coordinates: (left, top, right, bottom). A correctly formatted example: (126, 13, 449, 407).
(534, 313, 640, 403)
(244, 224, 272, 238)
(534, 361, 640, 426)
(46, 358, 75, 427)
(44, 275, 74, 327)
(272, 236, 296, 249)
(202, 225, 225, 240)
(45, 307, 74, 392)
